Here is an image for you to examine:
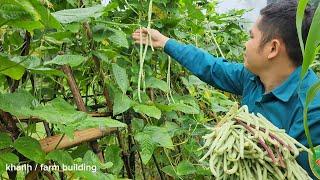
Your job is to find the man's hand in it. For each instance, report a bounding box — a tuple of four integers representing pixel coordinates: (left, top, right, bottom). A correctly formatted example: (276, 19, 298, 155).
(132, 28, 169, 48)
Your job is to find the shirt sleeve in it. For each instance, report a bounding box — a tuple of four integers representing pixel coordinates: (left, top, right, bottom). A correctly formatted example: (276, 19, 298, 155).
(164, 39, 250, 95)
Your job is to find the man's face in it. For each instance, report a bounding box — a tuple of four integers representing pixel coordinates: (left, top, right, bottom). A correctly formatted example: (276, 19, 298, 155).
(244, 18, 269, 75)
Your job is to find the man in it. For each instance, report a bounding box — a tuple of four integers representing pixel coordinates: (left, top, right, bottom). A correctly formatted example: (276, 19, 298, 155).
(132, 0, 320, 178)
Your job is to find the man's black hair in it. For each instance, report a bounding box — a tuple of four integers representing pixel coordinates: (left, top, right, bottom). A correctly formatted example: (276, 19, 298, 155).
(259, 0, 315, 66)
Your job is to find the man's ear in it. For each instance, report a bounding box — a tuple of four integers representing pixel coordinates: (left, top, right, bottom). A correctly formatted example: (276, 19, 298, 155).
(267, 39, 281, 60)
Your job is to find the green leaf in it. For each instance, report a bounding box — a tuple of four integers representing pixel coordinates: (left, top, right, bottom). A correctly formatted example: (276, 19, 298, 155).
(156, 103, 199, 114)
(75, 116, 127, 130)
(46, 31, 73, 41)
(44, 55, 87, 67)
(106, 27, 129, 48)
(303, 81, 320, 154)
(11, 55, 41, 69)
(30, 68, 65, 77)
(32, 98, 126, 135)
(0, 1, 34, 21)
(19, 0, 63, 30)
(146, 77, 169, 93)
(83, 150, 113, 169)
(44, 31, 73, 44)
(112, 63, 129, 94)
(170, 103, 200, 114)
(70, 144, 90, 159)
(0, 152, 19, 174)
(189, 9, 205, 21)
(52, 5, 105, 24)
(195, 166, 212, 176)
(309, 145, 320, 178)
(16, 0, 40, 19)
(10, 56, 64, 77)
(46, 150, 73, 166)
(113, 92, 132, 116)
(162, 165, 178, 178)
(132, 118, 144, 133)
(6, 20, 44, 31)
(92, 50, 114, 63)
(143, 125, 173, 148)
(164, 121, 179, 137)
(135, 132, 154, 164)
(300, 3, 320, 78)
(0, 55, 25, 80)
(65, 23, 80, 33)
(31, 98, 88, 125)
(104, 145, 123, 174)
(92, 24, 107, 42)
(176, 160, 196, 176)
(133, 104, 161, 119)
(0, 90, 35, 117)
(13, 136, 45, 163)
(0, 132, 13, 149)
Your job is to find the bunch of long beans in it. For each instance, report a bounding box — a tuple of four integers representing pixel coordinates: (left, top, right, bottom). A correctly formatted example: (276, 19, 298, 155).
(137, 0, 153, 103)
(199, 105, 312, 179)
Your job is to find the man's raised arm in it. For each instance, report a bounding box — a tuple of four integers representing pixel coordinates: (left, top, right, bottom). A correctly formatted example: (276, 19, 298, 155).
(132, 28, 251, 95)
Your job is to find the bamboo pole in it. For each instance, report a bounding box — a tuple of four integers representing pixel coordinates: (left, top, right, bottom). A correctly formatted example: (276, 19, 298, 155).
(40, 127, 117, 153)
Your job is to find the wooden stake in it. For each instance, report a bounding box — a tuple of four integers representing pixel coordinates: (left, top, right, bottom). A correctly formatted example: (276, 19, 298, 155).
(61, 65, 87, 112)
(83, 22, 113, 112)
(40, 127, 117, 153)
(61, 65, 105, 162)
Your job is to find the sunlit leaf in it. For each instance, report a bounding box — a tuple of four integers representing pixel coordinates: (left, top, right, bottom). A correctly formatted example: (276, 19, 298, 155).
(135, 132, 154, 164)
(0, 153, 19, 174)
(53, 5, 105, 24)
(83, 150, 113, 169)
(112, 63, 129, 94)
(104, 145, 123, 174)
(0, 55, 25, 80)
(176, 160, 196, 176)
(30, 68, 65, 77)
(76, 116, 127, 129)
(106, 27, 129, 48)
(14, 136, 46, 164)
(46, 150, 73, 166)
(113, 92, 132, 116)
(133, 104, 161, 119)
(19, 0, 63, 30)
(44, 55, 87, 67)
(31, 98, 88, 125)
(156, 103, 199, 114)
(146, 77, 169, 93)
(300, 4, 320, 78)
(143, 125, 173, 149)
(0, 90, 35, 117)
(6, 20, 44, 31)
(0, 0, 34, 21)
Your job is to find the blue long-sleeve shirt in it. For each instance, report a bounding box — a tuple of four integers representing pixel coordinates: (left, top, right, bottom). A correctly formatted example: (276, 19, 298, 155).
(164, 39, 320, 179)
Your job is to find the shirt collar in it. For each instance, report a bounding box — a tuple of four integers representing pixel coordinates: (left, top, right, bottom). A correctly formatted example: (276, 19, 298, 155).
(249, 66, 302, 102)
(271, 66, 302, 102)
